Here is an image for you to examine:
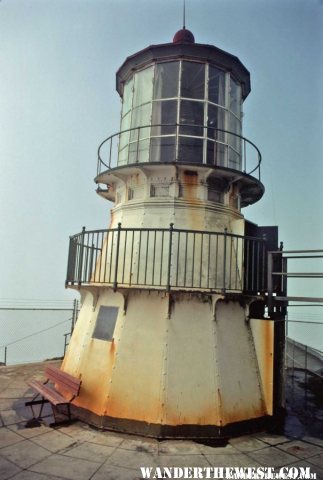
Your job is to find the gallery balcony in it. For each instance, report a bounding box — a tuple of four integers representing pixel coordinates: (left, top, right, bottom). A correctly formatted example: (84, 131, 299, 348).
(95, 124, 264, 207)
(66, 225, 267, 295)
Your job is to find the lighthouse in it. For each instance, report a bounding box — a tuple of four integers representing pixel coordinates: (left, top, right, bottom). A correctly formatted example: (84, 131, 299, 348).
(64, 27, 284, 438)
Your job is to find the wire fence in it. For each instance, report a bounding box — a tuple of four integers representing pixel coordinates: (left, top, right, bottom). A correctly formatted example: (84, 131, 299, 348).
(0, 299, 78, 366)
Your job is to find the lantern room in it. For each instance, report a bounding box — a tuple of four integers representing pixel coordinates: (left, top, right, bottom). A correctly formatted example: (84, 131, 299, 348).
(97, 28, 263, 209)
(117, 32, 247, 170)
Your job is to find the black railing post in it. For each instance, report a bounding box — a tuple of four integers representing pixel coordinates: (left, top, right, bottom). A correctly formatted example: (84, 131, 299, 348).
(280, 241, 286, 296)
(4, 346, 7, 366)
(267, 251, 274, 316)
(167, 223, 174, 292)
(78, 227, 86, 286)
(63, 334, 68, 356)
(88, 243, 95, 282)
(222, 228, 227, 293)
(136, 127, 140, 163)
(261, 234, 267, 292)
(66, 236, 73, 286)
(113, 223, 122, 291)
(109, 136, 113, 169)
(97, 146, 100, 176)
(243, 139, 246, 173)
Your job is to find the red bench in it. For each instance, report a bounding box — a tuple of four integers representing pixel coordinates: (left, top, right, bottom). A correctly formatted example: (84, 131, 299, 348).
(26, 365, 81, 425)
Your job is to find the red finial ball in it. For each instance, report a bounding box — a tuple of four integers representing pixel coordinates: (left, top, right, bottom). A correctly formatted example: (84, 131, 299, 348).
(173, 28, 195, 44)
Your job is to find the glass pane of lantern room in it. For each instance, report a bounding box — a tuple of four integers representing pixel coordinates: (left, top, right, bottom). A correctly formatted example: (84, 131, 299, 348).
(128, 138, 150, 164)
(207, 104, 225, 142)
(118, 145, 129, 165)
(208, 66, 225, 106)
(179, 100, 204, 136)
(181, 62, 205, 99)
(122, 77, 133, 116)
(207, 142, 227, 167)
(151, 100, 177, 136)
(228, 112, 241, 160)
(229, 77, 241, 117)
(133, 66, 154, 107)
(150, 137, 176, 163)
(120, 111, 131, 149)
(154, 62, 179, 99)
(228, 147, 240, 170)
(130, 103, 152, 141)
(178, 137, 203, 164)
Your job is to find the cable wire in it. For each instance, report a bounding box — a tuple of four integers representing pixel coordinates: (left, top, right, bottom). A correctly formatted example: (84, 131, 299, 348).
(0, 318, 72, 349)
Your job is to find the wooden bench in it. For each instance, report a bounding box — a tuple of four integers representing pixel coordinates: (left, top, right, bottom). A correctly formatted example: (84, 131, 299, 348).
(26, 365, 81, 425)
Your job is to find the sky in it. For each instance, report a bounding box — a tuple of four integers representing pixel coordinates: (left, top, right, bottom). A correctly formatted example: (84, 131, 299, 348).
(0, 0, 323, 351)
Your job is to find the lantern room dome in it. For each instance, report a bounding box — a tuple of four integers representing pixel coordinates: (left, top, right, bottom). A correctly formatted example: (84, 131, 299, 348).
(173, 28, 195, 44)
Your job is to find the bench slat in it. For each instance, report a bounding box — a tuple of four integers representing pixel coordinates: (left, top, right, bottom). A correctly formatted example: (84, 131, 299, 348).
(45, 366, 81, 396)
(28, 380, 69, 406)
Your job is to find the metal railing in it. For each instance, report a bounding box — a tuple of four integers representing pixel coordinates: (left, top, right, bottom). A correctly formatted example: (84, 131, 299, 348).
(267, 249, 323, 314)
(66, 224, 267, 294)
(97, 124, 262, 181)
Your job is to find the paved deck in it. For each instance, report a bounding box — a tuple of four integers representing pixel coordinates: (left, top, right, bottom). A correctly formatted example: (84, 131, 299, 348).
(1, 361, 323, 479)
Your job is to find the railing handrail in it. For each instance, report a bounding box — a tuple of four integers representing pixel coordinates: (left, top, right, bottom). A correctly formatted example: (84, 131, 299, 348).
(97, 123, 262, 179)
(69, 226, 267, 243)
(268, 249, 323, 255)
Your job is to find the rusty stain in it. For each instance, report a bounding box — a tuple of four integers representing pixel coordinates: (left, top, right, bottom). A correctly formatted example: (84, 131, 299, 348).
(183, 170, 198, 184)
(262, 320, 274, 414)
(178, 170, 203, 229)
(110, 339, 115, 353)
(182, 170, 198, 202)
(221, 403, 266, 425)
(229, 185, 238, 209)
(106, 391, 162, 423)
(132, 173, 140, 185)
(64, 338, 117, 415)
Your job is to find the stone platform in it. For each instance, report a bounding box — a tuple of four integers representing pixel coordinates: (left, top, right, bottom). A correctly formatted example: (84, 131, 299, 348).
(1, 361, 323, 480)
